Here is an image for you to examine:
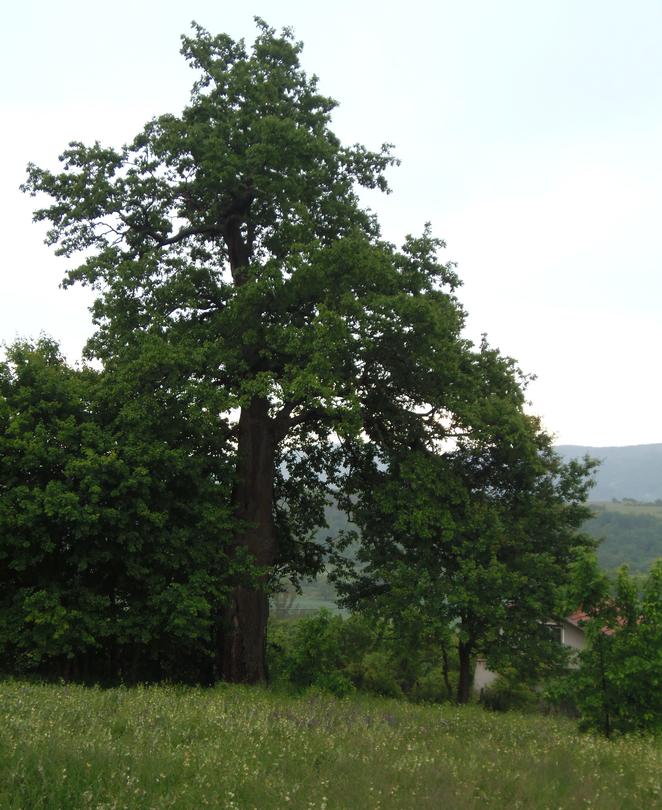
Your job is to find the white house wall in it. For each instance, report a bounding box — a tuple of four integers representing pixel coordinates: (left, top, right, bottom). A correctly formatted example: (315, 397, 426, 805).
(561, 621, 585, 651)
(474, 619, 586, 692)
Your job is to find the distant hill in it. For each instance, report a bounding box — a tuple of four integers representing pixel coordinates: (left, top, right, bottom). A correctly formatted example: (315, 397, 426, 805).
(584, 501, 662, 573)
(556, 444, 662, 502)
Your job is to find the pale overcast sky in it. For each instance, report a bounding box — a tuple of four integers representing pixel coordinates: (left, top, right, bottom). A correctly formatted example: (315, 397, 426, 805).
(2, 0, 661, 446)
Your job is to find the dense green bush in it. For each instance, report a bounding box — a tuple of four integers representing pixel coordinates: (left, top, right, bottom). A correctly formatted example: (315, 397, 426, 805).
(409, 666, 457, 704)
(268, 610, 353, 696)
(267, 609, 457, 701)
(0, 339, 240, 684)
(358, 651, 404, 698)
(547, 556, 662, 736)
(479, 673, 540, 713)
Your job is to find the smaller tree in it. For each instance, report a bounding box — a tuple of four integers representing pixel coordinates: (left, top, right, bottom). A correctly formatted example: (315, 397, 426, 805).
(333, 344, 597, 703)
(561, 556, 662, 736)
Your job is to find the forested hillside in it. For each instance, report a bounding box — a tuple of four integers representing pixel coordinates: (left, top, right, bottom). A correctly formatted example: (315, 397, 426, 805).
(585, 501, 662, 573)
(551, 444, 662, 571)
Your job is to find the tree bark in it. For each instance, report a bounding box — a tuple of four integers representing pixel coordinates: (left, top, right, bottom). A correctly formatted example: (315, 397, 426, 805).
(216, 195, 285, 684)
(221, 397, 277, 683)
(598, 636, 612, 738)
(441, 640, 453, 701)
(456, 641, 474, 704)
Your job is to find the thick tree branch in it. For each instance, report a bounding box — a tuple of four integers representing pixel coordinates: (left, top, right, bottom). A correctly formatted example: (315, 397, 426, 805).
(151, 223, 226, 246)
(273, 403, 330, 442)
(131, 187, 256, 250)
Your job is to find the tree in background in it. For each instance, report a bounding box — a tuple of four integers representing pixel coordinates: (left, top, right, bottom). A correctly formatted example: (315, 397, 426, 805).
(22, 19, 508, 682)
(556, 554, 662, 736)
(334, 342, 597, 703)
(268, 608, 457, 701)
(0, 338, 241, 682)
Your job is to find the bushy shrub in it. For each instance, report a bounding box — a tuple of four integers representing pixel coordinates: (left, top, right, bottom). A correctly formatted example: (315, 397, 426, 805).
(409, 666, 455, 704)
(358, 651, 404, 698)
(268, 610, 347, 693)
(268, 609, 458, 701)
(479, 674, 539, 713)
(543, 674, 580, 718)
(311, 670, 356, 697)
(0, 340, 239, 685)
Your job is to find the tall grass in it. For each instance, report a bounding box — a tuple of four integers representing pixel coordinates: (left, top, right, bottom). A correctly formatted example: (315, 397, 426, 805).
(1, 681, 661, 809)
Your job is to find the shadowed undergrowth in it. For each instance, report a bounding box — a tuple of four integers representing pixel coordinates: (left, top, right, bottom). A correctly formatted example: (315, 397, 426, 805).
(1, 681, 661, 809)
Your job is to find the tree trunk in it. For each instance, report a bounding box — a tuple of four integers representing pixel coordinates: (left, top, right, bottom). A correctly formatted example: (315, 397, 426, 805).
(221, 397, 277, 683)
(218, 200, 280, 684)
(456, 642, 473, 704)
(441, 640, 453, 701)
(598, 636, 612, 738)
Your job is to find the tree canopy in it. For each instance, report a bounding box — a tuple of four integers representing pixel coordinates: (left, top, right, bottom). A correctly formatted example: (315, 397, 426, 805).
(332, 344, 597, 702)
(551, 554, 662, 736)
(0, 338, 241, 681)
(19, 18, 597, 685)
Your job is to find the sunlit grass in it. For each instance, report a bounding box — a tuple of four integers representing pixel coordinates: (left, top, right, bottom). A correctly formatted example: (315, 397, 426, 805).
(1, 681, 661, 809)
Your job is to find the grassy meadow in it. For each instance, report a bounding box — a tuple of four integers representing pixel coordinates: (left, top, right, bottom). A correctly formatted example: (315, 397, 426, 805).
(1, 681, 661, 809)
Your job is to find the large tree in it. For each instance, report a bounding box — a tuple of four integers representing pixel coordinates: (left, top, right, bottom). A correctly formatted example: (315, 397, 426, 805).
(23, 20, 511, 682)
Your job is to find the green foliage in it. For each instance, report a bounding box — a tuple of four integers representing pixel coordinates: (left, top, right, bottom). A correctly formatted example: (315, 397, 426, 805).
(0, 339, 243, 682)
(16, 18, 603, 689)
(20, 21, 479, 681)
(20, 17, 569, 685)
(584, 504, 662, 573)
(552, 555, 662, 736)
(20, 19, 399, 446)
(357, 651, 405, 699)
(268, 610, 455, 702)
(334, 373, 597, 702)
(268, 610, 353, 695)
(479, 672, 540, 713)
